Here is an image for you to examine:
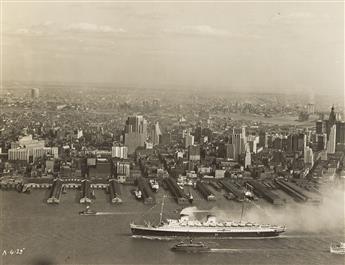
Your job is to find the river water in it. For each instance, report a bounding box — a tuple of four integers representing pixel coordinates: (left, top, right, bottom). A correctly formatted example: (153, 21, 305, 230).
(0, 186, 344, 265)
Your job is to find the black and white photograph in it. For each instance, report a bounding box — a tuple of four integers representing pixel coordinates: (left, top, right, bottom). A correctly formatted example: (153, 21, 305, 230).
(0, 0, 344, 264)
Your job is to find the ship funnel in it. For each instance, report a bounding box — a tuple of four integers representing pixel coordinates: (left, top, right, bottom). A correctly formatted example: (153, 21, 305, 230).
(206, 215, 217, 224)
(179, 214, 190, 222)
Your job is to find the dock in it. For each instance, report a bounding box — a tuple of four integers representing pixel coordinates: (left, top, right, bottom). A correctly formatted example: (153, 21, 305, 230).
(274, 179, 322, 204)
(80, 179, 92, 204)
(164, 177, 189, 204)
(246, 180, 284, 205)
(137, 177, 156, 205)
(108, 179, 122, 204)
(219, 180, 245, 202)
(47, 179, 63, 204)
(196, 181, 216, 201)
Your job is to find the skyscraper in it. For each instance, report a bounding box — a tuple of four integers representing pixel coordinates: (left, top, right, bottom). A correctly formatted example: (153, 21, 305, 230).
(304, 146, 314, 167)
(188, 145, 200, 161)
(336, 121, 345, 144)
(244, 143, 251, 168)
(316, 134, 327, 151)
(150, 122, 162, 146)
(327, 125, 336, 154)
(184, 133, 194, 148)
(31, 88, 39, 99)
(231, 130, 242, 162)
(124, 115, 148, 154)
(307, 103, 315, 114)
(327, 106, 337, 139)
(225, 143, 235, 160)
(316, 120, 325, 134)
(112, 145, 128, 159)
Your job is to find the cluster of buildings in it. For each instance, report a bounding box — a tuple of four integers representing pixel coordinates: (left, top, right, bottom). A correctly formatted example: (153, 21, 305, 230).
(0, 86, 344, 207)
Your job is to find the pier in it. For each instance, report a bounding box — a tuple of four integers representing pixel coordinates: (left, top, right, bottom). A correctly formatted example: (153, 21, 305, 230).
(274, 179, 322, 204)
(137, 177, 155, 205)
(109, 179, 122, 203)
(246, 180, 284, 205)
(47, 179, 63, 204)
(196, 181, 216, 201)
(80, 179, 92, 204)
(164, 177, 188, 205)
(219, 180, 245, 202)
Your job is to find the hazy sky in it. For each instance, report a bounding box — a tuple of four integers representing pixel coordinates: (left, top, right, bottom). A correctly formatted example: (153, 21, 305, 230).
(2, 1, 344, 95)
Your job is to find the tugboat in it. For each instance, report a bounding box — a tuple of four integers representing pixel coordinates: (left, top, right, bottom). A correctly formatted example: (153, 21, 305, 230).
(171, 239, 210, 252)
(79, 205, 98, 216)
(330, 242, 345, 254)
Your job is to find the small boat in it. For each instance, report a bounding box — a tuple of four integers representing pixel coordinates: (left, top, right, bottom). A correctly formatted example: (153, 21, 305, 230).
(171, 240, 209, 253)
(79, 206, 98, 216)
(330, 242, 345, 254)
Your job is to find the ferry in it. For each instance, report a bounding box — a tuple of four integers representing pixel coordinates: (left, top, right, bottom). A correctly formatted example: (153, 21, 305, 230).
(330, 242, 345, 254)
(171, 240, 209, 252)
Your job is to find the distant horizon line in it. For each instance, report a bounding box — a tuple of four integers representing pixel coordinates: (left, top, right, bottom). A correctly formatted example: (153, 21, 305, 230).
(2, 79, 344, 97)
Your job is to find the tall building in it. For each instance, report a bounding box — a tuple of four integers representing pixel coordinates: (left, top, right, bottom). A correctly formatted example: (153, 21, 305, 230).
(336, 121, 345, 145)
(307, 103, 315, 114)
(316, 134, 327, 151)
(316, 120, 325, 134)
(327, 125, 336, 154)
(111, 145, 128, 159)
(231, 130, 242, 162)
(225, 143, 235, 160)
(244, 144, 251, 168)
(116, 161, 130, 177)
(287, 133, 305, 153)
(304, 146, 314, 167)
(31, 88, 39, 99)
(259, 131, 268, 148)
(184, 134, 194, 148)
(124, 115, 148, 154)
(327, 106, 337, 139)
(150, 122, 162, 146)
(188, 145, 200, 161)
(241, 126, 247, 142)
(247, 135, 259, 153)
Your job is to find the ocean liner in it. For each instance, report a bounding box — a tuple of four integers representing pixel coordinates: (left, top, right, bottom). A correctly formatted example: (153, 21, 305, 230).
(130, 197, 286, 238)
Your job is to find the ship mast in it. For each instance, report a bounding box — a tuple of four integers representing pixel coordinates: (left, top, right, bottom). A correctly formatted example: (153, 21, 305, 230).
(159, 195, 166, 224)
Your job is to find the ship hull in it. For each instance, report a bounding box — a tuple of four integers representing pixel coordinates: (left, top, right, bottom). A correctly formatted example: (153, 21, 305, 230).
(131, 227, 283, 238)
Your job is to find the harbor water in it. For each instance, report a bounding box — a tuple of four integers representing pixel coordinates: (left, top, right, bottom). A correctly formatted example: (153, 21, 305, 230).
(0, 187, 344, 265)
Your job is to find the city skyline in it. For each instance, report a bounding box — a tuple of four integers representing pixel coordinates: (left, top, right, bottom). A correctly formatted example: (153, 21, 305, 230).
(2, 1, 344, 96)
